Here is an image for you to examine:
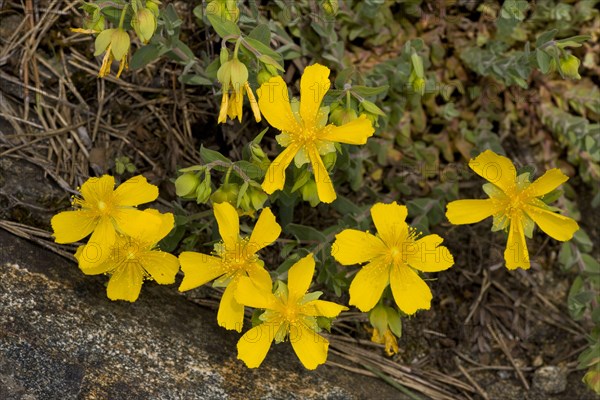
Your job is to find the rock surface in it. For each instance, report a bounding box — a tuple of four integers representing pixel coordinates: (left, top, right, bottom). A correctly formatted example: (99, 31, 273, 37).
(0, 230, 403, 399)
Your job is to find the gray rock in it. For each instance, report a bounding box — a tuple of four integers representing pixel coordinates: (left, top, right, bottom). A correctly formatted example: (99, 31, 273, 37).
(532, 366, 567, 394)
(0, 230, 404, 399)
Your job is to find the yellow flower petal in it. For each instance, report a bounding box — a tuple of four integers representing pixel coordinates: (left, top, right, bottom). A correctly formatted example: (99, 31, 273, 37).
(262, 144, 300, 194)
(504, 219, 530, 270)
(290, 323, 329, 370)
(140, 252, 179, 284)
(320, 115, 374, 144)
(308, 145, 336, 203)
(245, 82, 262, 122)
(235, 276, 276, 309)
(151, 210, 175, 244)
(228, 89, 243, 122)
(246, 263, 273, 293)
(445, 199, 495, 225)
(299, 64, 331, 125)
(213, 202, 240, 249)
(106, 263, 144, 302)
(217, 280, 245, 332)
(406, 234, 454, 272)
(218, 93, 229, 124)
(113, 175, 158, 206)
(51, 210, 97, 243)
(248, 207, 281, 253)
(390, 265, 432, 315)
(348, 259, 390, 312)
(78, 216, 116, 270)
(332, 229, 386, 265)
(525, 205, 579, 241)
(302, 300, 347, 318)
(113, 208, 162, 239)
(257, 76, 300, 133)
(468, 150, 516, 193)
(80, 175, 115, 202)
(525, 168, 569, 197)
(76, 246, 113, 275)
(237, 323, 274, 368)
(178, 251, 225, 291)
(287, 254, 315, 301)
(98, 49, 113, 77)
(370, 202, 408, 246)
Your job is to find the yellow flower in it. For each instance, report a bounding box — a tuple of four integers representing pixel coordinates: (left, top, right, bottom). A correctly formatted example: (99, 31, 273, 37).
(235, 254, 347, 369)
(217, 59, 261, 124)
(178, 202, 281, 331)
(74, 210, 179, 302)
(368, 303, 401, 356)
(332, 202, 454, 315)
(94, 28, 130, 78)
(445, 150, 579, 270)
(257, 64, 375, 203)
(51, 175, 161, 270)
(371, 328, 399, 356)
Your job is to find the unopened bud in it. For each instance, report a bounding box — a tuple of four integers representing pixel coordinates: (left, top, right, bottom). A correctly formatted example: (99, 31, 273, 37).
(211, 183, 239, 204)
(560, 54, 581, 79)
(196, 174, 212, 203)
(175, 173, 201, 198)
(132, 8, 157, 44)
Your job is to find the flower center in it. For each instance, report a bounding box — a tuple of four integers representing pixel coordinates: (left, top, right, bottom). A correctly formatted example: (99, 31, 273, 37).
(390, 247, 403, 264)
(282, 304, 299, 324)
(293, 125, 318, 145)
(97, 201, 107, 211)
(217, 238, 259, 273)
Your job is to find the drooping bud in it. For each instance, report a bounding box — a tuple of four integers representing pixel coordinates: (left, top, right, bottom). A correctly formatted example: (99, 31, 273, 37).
(559, 54, 581, 80)
(175, 173, 201, 198)
(132, 8, 157, 44)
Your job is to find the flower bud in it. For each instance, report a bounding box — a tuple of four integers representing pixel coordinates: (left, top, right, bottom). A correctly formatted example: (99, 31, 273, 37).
(146, 0, 161, 17)
(132, 8, 157, 44)
(583, 368, 600, 394)
(175, 173, 201, 198)
(329, 107, 357, 125)
(211, 183, 239, 204)
(321, 0, 339, 16)
(559, 54, 581, 79)
(229, 59, 249, 94)
(196, 174, 212, 203)
(207, 0, 239, 23)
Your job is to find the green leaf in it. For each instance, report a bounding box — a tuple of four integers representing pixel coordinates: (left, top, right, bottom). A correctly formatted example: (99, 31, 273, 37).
(351, 85, 389, 98)
(361, 100, 386, 116)
(234, 160, 265, 180)
(236, 181, 249, 208)
(285, 223, 327, 244)
(536, 49, 552, 74)
(535, 29, 558, 47)
(130, 44, 160, 70)
(248, 23, 271, 45)
(200, 145, 231, 169)
(582, 254, 600, 275)
(206, 14, 240, 38)
(179, 74, 212, 85)
(243, 37, 283, 62)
